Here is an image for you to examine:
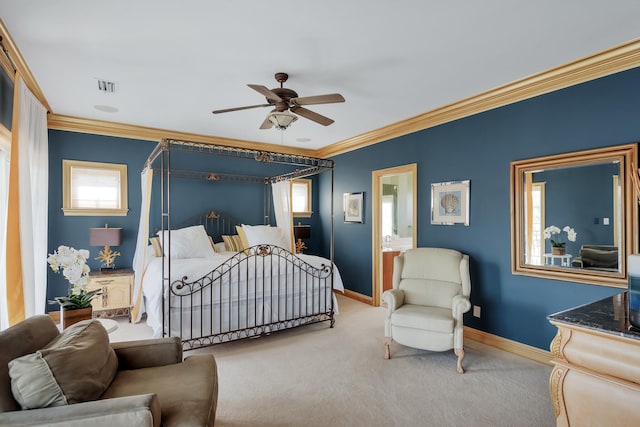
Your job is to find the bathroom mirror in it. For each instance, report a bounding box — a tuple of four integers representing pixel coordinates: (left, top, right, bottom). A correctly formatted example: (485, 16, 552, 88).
(511, 143, 638, 288)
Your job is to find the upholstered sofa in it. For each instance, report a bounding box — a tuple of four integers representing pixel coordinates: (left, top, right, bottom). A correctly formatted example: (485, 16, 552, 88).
(0, 315, 218, 426)
(571, 244, 618, 270)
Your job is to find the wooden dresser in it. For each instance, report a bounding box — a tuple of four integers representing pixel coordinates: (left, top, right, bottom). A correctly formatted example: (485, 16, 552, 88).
(86, 268, 134, 320)
(548, 292, 640, 426)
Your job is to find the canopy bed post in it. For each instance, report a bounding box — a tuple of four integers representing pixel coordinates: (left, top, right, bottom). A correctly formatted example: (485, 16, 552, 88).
(330, 166, 335, 327)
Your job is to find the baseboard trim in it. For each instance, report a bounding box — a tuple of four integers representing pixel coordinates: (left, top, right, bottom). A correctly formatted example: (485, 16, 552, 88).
(342, 289, 373, 305)
(464, 326, 552, 366)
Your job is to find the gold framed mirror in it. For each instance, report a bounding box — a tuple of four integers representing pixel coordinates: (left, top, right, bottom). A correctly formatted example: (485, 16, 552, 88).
(511, 143, 638, 288)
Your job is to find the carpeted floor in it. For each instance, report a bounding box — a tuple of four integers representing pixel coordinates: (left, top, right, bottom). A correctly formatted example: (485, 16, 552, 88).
(109, 295, 555, 426)
(177, 295, 555, 427)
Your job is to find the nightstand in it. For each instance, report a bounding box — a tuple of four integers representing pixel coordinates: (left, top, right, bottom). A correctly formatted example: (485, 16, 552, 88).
(86, 268, 133, 321)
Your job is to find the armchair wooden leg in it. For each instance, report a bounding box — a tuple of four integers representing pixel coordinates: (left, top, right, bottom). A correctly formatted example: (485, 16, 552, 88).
(455, 348, 465, 374)
(384, 337, 392, 359)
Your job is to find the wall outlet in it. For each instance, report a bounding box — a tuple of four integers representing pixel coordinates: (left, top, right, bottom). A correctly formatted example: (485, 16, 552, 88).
(473, 305, 481, 318)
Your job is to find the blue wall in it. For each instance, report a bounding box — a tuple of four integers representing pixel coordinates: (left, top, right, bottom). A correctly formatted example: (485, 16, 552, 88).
(47, 131, 157, 309)
(322, 66, 640, 350)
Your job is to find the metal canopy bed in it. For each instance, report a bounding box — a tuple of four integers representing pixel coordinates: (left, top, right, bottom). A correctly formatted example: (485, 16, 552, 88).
(133, 138, 340, 350)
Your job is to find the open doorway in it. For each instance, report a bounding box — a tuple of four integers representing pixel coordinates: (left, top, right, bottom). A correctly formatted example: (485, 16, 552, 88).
(372, 164, 417, 306)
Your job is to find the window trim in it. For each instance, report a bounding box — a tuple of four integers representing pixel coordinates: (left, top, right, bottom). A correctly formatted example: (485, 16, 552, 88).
(62, 159, 128, 216)
(292, 178, 312, 218)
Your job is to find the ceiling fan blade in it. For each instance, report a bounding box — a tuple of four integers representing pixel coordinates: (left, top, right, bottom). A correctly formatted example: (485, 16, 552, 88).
(247, 84, 283, 102)
(290, 106, 334, 126)
(291, 93, 345, 106)
(259, 115, 274, 129)
(212, 104, 271, 114)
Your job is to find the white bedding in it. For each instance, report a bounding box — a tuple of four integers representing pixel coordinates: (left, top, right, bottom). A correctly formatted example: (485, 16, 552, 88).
(141, 251, 344, 338)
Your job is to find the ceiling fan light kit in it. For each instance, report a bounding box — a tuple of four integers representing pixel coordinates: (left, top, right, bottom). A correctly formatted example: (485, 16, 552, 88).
(267, 111, 298, 130)
(212, 72, 345, 131)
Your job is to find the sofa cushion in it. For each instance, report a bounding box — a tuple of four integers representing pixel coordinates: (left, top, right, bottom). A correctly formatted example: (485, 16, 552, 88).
(102, 354, 218, 427)
(391, 304, 454, 333)
(8, 319, 118, 409)
(0, 315, 60, 412)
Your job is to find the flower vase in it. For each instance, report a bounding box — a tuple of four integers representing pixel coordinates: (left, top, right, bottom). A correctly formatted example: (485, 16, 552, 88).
(552, 247, 566, 255)
(61, 306, 93, 329)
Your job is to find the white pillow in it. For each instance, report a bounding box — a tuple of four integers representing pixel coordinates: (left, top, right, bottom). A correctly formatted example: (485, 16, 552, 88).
(157, 225, 215, 259)
(242, 224, 292, 252)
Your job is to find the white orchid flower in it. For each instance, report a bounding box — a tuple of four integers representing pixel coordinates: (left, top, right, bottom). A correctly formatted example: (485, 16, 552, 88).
(48, 245, 91, 288)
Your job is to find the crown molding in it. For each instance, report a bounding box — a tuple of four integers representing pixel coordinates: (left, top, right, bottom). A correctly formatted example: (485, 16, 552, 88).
(47, 114, 318, 157)
(316, 37, 640, 158)
(0, 48, 13, 80)
(0, 18, 51, 112)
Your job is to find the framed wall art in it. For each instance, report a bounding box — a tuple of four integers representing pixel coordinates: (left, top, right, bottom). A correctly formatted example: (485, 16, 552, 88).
(431, 180, 470, 226)
(344, 192, 364, 223)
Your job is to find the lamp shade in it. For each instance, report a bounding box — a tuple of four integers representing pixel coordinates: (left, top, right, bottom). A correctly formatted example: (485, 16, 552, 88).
(90, 227, 122, 246)
(268, 111, 298, 130)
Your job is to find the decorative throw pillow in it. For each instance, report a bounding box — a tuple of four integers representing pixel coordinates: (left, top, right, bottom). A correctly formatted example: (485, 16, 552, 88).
(149, 236, 163, 257)
(157, 225, 215, 259)
(235, 225, 250, 250)
(222, 235, 244, 252)
(8, 320, 118, 409)
(209, 236, 226, 253)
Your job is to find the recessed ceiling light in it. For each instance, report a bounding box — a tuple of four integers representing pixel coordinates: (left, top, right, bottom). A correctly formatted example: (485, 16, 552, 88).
(296, 137, 311, 143)
(94, 105, 119, 113)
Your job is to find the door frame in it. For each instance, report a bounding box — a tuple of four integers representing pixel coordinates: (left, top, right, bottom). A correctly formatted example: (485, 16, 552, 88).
(371, 163, 417, 306)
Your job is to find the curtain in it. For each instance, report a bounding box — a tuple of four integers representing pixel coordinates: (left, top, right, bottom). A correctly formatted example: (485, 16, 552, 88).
(5, 76, 48, 326)
(0, 145, 10, 330)
(271, 180, 293, 252)
(131, 167, 153, 323)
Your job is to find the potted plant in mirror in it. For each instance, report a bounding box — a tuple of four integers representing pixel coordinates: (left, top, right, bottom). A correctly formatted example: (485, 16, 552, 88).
(47, 245, 101, 329)
(544, 225, 577, 256)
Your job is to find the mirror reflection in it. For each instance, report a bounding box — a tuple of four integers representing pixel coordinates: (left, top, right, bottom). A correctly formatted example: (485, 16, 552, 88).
(524, 161, 621, 273)
(511, 143, 638, 288)
(381, 172, 414, 251)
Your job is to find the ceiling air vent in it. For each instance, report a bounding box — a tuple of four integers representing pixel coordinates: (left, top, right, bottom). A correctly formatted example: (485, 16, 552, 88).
(96, 79, 118, 94)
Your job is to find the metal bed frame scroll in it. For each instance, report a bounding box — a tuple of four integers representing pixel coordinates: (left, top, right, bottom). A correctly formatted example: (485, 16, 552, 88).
(143, 139, 335, 350)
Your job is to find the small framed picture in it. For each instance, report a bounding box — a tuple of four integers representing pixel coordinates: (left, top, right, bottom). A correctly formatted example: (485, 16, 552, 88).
(344, 192, 364, 223)
(431, 180, 470, 226)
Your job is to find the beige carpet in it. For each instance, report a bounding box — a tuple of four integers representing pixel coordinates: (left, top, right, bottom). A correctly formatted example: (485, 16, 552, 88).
(173, 295, 555, 427)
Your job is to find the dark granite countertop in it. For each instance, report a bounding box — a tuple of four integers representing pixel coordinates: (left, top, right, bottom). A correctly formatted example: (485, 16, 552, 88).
(548, 292, 640, 341)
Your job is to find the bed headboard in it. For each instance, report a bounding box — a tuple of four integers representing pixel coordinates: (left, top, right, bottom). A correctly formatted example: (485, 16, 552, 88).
(174, 210, 240, 243)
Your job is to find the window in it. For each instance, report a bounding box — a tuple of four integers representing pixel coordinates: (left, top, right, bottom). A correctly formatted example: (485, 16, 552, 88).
(291, 179, 312, 217)
(62, 160, 128, 216)
(526, 182, 545, 266)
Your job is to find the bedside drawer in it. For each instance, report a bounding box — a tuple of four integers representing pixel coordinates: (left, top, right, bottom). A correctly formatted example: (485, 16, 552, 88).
(87, 269, 133, 319)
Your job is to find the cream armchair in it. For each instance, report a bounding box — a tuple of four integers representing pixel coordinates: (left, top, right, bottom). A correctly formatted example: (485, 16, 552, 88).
(383, 247, 471, 373)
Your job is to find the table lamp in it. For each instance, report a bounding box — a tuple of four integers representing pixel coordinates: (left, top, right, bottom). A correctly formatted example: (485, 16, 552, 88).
(90, 224, 122, 271)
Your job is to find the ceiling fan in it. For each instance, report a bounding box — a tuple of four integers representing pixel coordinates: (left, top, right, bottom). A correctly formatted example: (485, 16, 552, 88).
(212, 72, 345, 130)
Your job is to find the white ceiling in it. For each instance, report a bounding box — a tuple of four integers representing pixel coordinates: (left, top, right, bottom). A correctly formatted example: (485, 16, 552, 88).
(1, 1, 640, 150)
